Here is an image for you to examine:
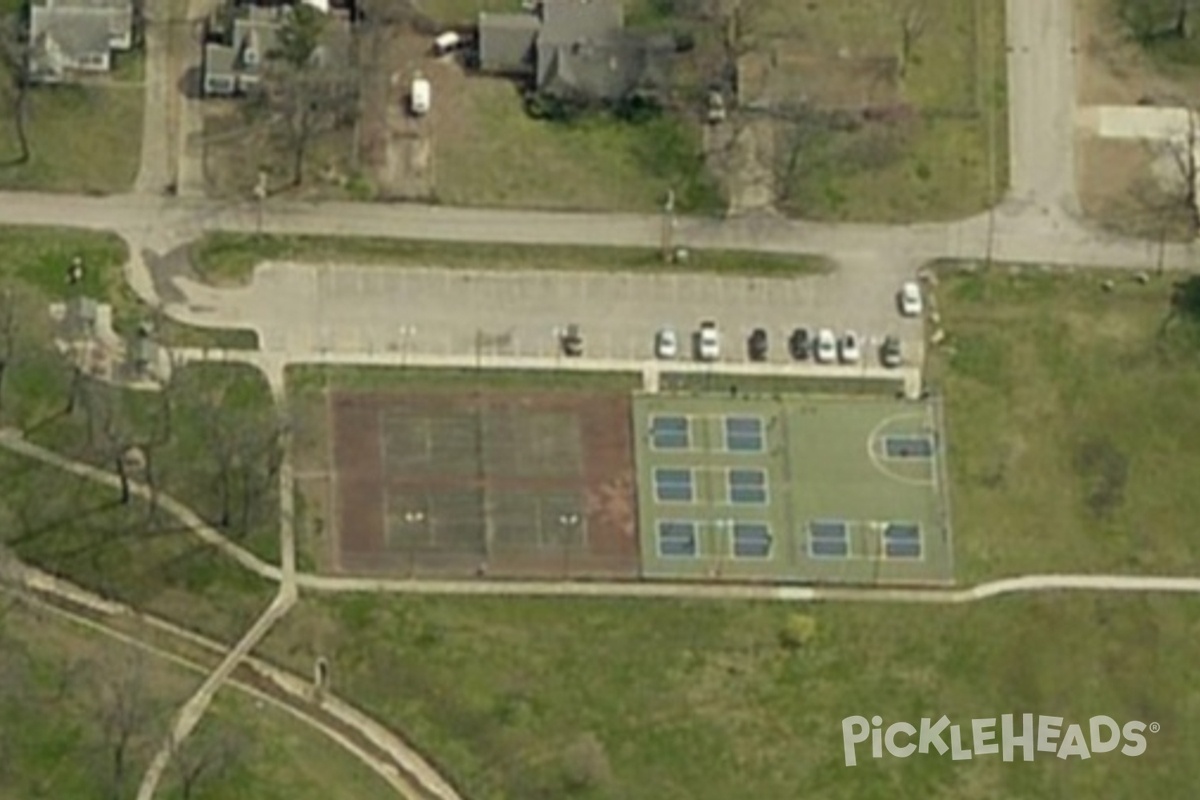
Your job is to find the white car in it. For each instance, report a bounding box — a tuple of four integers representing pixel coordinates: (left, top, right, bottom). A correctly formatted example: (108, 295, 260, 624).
(655, 327, 678, 359)
(814, 328, 837, 363)
(839, 330, 862, 363)
(899, 280, 923, 317)
(697, 321, 720, 361)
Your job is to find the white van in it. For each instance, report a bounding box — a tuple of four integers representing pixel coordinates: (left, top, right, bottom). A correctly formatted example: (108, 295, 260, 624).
(410, 77, 431, 116)
(433, 31, 463, 56)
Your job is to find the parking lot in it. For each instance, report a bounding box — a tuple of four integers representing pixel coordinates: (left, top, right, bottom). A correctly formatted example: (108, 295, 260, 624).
(237, 263, 923, 366)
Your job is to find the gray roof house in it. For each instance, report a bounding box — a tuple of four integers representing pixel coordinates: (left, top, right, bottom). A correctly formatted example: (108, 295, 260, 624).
(27, 0, 134, 83)
(202, 5, 284, 97)
(479, 0, 673, 102)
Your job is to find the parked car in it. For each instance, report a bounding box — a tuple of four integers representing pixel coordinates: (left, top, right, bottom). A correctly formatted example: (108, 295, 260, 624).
(899, 280, 923, 317)
(748, 328, 768, 361)
(562, 323, 583, 357)
(789, 327, 810, 360)
(410, 76, 431, 116)
(814, 328, 836, 363)
(697, 321, 720, 361)
(655, 327, 678, 359)
(433, 31, 464, 56)
(839, 330, 861, 363)
(881, 335, 902, 368)
(706, 90, 727, 123)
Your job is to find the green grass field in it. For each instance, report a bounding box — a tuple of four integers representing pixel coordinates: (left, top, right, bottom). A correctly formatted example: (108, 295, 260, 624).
(0, 84, 142, 194)
(0, 605, 395, 800)
(0, 226, 255, 349)
(0, 449, 277, 642)
(435, 79, 722, 214)
(931, 264, 1200, 582)
(260, 591, 1199, 800)
(771, 0, 1008, 221)
(0, 228, 282, 636)
(191, 232, 832, 287)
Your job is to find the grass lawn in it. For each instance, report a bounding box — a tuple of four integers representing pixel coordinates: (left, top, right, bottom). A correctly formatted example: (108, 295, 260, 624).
(435, 77, 722, 214)
(191, 232, 832, 286)
(659, 372, 904, 396)
(260, 592, 1200, 800)
(286, 364, 643, 395)
(0, 449, 277, 642)
(770, 0, 1008, 221)
(0, 84, 142, 194)
(0, 604, 393, 800)
(932, 264, 1200, 581)
(0, 225, 256, 349)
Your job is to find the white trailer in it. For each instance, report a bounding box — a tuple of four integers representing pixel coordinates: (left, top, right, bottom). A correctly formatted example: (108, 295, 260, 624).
(410, 76, 431, 116)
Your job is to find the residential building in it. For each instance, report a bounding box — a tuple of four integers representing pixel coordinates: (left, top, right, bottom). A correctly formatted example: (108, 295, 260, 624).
(201, 0, 352, 98)
(478, 0, 673, 103)
(202, 4, 284, 97)
(27, 0, 134, 83)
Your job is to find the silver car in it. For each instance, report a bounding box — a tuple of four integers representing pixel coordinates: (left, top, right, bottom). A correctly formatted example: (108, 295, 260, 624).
(815, 328, 837, 363)
(839, 331, 861, 364)
(655, 327, 678, 359)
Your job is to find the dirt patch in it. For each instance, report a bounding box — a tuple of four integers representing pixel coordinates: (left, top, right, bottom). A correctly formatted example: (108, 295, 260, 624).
(358, 23, 446, 199)
(1076, 0, 1200, 106)
(329, 390, 638, 579)
(1077, 135, 1195, 240)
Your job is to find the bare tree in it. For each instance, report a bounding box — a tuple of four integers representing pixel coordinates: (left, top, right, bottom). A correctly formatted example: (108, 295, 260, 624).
(0, 286, 22, 417)
(168, 722, 245, 800)
(897, 2, 928, 81)
(0, 13, 31, 166)
(725, 0, 767, 58)
(1154, 109, 1200, 235)
(261, 5, 360, 187)
(91, 652, 164, 800)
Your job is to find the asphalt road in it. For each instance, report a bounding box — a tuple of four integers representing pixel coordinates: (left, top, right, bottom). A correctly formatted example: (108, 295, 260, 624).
(1006, 0, 1079, 216)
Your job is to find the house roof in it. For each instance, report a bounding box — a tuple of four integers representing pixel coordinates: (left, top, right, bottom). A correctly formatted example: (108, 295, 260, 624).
(204, 6, 284, 84)
(477, 0, 669, 101)
(539, 0, 623, 45)
(537, 33, 673, 102)
(29, 4, 125, 73)
(478, 11, 539, 73)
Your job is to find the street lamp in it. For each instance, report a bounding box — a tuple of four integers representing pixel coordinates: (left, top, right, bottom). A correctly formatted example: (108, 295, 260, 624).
(661, 187, 676, 263)
(253, 170, 268, 235)
(557, 512, 581, 575)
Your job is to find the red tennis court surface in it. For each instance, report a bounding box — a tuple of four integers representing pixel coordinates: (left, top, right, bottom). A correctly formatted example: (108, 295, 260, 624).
(330, 390, 639, 578)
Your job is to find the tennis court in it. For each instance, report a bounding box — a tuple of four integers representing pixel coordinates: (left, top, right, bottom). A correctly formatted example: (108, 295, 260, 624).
(331, 390, 639, 578)
(632, 393, 952, 585)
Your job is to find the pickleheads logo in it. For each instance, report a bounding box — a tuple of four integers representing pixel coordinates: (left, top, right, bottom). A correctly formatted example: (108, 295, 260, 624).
(842, 715, 1159, 766)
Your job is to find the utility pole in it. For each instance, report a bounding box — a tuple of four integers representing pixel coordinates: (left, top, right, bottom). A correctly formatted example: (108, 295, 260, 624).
(253, 170, 268, 236)
(661, 187, 676, 263)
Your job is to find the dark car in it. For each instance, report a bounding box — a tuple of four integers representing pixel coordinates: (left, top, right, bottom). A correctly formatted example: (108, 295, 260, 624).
(562, 324, 583, 357)
(881, 335, 902, 368)
(789, 327, 811, 360)
(748, 328, 769, 361)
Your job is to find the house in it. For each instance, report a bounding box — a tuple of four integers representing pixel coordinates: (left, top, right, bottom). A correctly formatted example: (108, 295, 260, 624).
(27, 0, 134, 83)
(201, 0, 351, 98)
(202, 5, 285, 97)
(478, 0, 673, 103)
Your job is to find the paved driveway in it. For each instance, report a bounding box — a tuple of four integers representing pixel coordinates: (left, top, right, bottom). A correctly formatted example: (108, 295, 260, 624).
(231, 263, 921, 363)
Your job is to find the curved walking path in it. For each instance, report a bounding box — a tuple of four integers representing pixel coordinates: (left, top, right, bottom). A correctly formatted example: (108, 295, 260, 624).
(0, 431, 462, 800)
(135, 589, 296, 800)
(8, 426, 1200, 608)
(0, 559, 462, 800)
